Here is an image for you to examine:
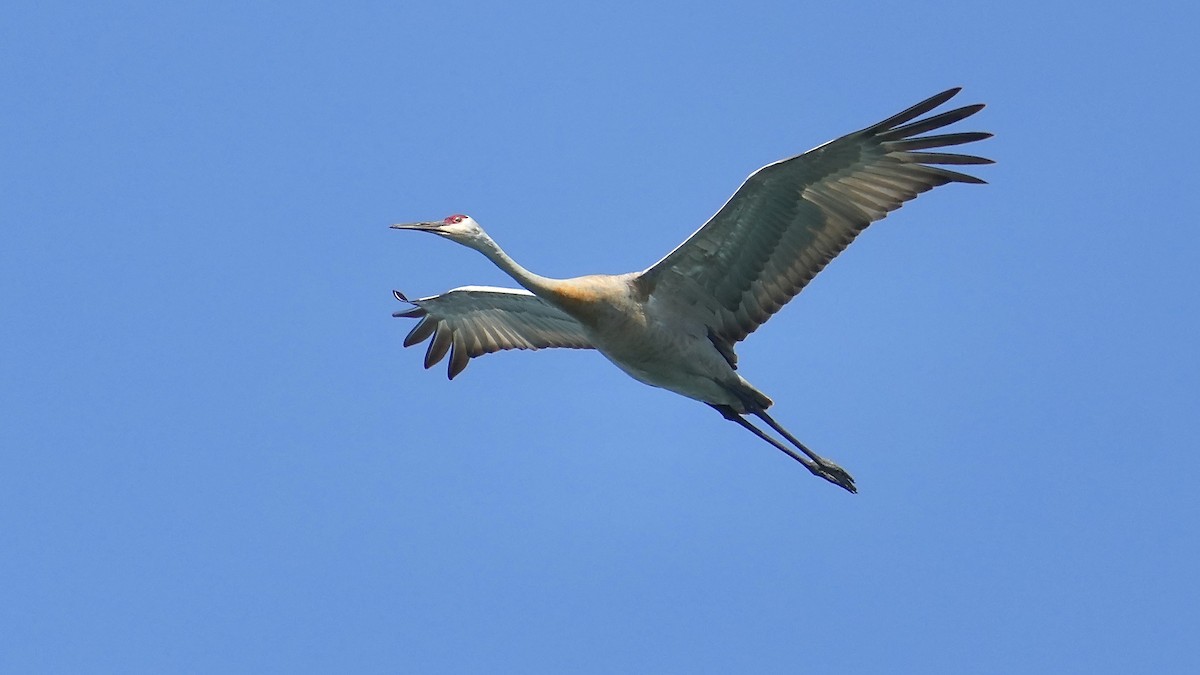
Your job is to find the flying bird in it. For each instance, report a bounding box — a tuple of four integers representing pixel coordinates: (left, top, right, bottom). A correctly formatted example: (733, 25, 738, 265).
(391, 87, 991, 493)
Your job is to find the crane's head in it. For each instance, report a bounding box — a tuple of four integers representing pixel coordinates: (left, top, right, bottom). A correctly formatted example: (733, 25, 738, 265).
(390, 214, 487, 248)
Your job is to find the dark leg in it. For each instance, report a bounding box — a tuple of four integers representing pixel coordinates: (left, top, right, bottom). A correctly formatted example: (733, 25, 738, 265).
(752, 410, 856, 493)
(710, 405, 856, 493)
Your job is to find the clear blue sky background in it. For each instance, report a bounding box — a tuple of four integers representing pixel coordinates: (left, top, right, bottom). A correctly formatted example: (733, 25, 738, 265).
(3, 1, 1197, 673)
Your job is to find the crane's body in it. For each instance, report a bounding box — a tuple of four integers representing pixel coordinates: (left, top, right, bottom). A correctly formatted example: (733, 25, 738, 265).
(391, 88, 992, 493)
(549, 273, 768, 411)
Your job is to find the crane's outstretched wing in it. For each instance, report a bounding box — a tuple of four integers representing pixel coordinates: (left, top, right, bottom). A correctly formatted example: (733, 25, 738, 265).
(393, 286, 594, 379)
(637, 87, 991, 367)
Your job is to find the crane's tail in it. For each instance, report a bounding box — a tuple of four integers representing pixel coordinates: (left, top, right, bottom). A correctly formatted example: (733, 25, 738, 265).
(719, 378, 773, 413)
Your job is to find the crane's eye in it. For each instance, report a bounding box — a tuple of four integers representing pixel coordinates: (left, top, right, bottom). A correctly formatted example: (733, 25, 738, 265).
(445, 214, 466, 224)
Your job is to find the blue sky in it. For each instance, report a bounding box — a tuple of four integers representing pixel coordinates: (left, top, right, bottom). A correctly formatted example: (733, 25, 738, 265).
(3, 1, 1197, 672)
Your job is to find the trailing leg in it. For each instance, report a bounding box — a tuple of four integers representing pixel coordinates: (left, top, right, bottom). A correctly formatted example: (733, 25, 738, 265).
(752, 409, 856, 493)
(709, 404, 856, 493)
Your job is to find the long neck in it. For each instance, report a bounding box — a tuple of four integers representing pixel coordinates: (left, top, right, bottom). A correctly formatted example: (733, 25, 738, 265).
(471, 232, 559, 297)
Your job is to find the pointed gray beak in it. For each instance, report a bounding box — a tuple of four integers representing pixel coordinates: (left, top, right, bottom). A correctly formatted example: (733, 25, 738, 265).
(390, 221, 442, 232)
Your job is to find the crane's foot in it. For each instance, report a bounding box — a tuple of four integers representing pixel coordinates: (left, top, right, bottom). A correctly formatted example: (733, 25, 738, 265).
(811, 460, 857, 494)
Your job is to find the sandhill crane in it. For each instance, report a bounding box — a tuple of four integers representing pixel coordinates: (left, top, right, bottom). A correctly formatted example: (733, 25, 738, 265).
(391, 87, 991, 493)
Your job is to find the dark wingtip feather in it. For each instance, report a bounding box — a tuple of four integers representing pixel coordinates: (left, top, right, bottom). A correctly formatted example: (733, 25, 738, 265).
(884, 131, 993, 152)
(882, 104, 987, 140)
(868, 87, 963, 133)
(392, 290, 426, 318)
(924, 165, 989, 184)
(403, 316, 437, 347)
(424, 325, 452, 369)
(447, 339, 470, 379)
(447, 359, 467, 379)
(898, 151, 995, 165)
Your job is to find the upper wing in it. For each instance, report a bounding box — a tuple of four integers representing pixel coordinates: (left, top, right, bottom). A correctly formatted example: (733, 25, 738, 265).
(637, 87, 992, 365)
(393, 285, 594, 379)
